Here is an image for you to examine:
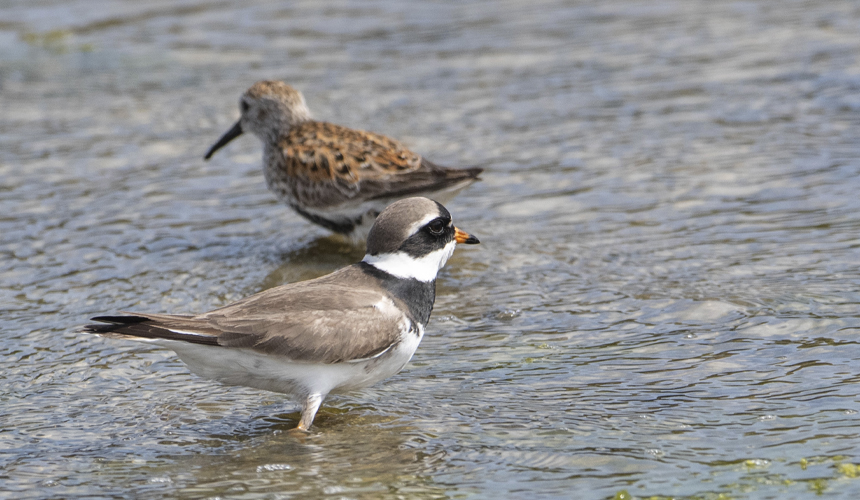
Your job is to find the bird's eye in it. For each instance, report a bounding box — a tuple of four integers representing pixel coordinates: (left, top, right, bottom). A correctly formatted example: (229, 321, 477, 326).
(427, 219, 446, 235)
(240, 101, 249, 113)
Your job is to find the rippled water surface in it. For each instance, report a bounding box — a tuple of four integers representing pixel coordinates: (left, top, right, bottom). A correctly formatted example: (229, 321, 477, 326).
(3, 1, 860, 498)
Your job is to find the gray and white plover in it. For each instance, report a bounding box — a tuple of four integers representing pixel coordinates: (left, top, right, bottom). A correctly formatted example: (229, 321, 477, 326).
(83, 197, 479, 431)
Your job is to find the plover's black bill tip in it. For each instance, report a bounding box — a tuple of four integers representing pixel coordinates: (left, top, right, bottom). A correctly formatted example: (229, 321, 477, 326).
(455, 227, 480, 245)
(205, 120, 243, 160)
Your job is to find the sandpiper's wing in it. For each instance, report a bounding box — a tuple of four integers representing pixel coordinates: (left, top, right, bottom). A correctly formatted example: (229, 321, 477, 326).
(358, 158, 483, 202)
(281, 122, 482, 207)
(84, 268, 409, 364)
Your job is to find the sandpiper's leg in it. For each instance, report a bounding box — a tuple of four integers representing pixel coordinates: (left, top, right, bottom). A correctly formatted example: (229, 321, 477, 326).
(296, 393, 324, 431)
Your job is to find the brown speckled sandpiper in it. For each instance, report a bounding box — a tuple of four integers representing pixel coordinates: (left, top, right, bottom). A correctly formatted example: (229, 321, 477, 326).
(204, 81, 482, 241)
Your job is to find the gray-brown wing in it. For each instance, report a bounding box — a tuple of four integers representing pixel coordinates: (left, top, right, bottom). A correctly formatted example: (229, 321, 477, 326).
(201, 283, 407, 364)
(281, 122, 482, 207)
(358, 159, 483, 201)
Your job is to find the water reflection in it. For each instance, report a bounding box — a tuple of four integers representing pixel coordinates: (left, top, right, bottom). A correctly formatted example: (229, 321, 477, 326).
(257, 236, 365, 290)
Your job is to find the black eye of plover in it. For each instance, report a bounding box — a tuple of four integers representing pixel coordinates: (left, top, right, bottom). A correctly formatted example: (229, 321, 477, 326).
(240, 100, 249, 113)
(426, 218, 446, 235)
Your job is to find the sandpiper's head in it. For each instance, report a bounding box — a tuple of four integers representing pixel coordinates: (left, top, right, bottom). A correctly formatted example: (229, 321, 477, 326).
(205, 80, 312, 160)
(362, 197, 479, 282)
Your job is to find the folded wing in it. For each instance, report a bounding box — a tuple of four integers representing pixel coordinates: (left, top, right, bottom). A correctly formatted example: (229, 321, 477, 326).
(83, 281, 407, 364)
(282, 122, 482, 206)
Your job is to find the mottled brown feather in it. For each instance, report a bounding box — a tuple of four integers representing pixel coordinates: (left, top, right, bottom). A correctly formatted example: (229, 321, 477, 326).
(282, 122, 421, 183)
(274, 121, 480, 209)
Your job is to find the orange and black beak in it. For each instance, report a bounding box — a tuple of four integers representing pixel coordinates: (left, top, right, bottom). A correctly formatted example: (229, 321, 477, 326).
(204, 120, 243, 160)
(454, 227, 480, 245)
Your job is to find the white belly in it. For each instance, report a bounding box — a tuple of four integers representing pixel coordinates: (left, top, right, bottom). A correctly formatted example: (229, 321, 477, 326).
(156, 325, 424, 399)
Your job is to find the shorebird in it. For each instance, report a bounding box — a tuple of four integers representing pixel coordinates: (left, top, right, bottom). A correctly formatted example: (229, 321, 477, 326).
(83, 197, 479, 431)
(204, 81, 482, 241)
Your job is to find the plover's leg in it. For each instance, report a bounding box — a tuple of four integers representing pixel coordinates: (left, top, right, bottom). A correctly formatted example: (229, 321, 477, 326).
(296, 393, 324, 431)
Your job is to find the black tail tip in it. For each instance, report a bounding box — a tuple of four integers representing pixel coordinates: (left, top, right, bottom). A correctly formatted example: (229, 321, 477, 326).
(466, 166, 483, 178)
(90, 315, 148, 325)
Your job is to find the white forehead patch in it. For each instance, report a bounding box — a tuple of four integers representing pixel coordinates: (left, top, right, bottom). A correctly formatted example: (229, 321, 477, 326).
(404, 211, 444, 239)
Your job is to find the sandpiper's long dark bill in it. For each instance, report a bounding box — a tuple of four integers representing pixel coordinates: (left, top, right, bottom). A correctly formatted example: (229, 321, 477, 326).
(82, 197, 479, 431)
(204, 80, 483, 240)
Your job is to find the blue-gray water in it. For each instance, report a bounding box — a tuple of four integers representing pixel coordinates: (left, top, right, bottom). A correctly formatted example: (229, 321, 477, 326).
(3, 1, 860, 498)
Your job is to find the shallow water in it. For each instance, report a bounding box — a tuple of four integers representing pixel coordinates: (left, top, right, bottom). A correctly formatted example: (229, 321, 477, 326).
(3, 0, 860, 498)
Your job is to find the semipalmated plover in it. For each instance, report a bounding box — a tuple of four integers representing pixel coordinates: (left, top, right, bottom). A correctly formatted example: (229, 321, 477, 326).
(204, 81, 482, 240)
(83, 197, 479, 431)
